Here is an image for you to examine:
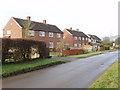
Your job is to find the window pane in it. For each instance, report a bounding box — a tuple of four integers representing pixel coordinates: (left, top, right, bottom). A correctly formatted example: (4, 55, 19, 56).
(28, 30, 34, 36)
(39, 31, 45, 36)
(57, 33, 61, 38)
(49, 32, 54, 37)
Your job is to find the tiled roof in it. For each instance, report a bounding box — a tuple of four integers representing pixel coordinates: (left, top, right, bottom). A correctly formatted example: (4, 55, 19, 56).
(67, 29, 88, 37)
(13, 17, 63, 33)
(88, 34, 101, 41)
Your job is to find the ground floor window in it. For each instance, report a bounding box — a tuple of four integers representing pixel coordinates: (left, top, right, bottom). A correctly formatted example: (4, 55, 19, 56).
(74, 44, 78, 47)
(49, 42, 54, 48)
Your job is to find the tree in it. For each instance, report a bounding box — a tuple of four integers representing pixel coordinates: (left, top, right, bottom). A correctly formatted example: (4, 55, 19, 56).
(56, 39, 67, 56)
(102, 37, 110, 42)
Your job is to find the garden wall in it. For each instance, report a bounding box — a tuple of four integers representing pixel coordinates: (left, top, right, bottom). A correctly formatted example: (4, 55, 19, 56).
(63, 49, 83, 56)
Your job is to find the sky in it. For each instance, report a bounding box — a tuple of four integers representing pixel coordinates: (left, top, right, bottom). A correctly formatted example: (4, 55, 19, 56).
(0, 0, 119, 39)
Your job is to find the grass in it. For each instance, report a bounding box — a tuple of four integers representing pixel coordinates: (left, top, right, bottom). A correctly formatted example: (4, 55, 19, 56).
(50, 52, 62, 56)
(90, 59, 119, 88)
(66, 52, 102, 58)
(1, 58, 69, 77)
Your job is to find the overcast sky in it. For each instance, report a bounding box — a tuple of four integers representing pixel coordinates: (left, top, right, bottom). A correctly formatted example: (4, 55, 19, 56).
(0, 0, 119, 39)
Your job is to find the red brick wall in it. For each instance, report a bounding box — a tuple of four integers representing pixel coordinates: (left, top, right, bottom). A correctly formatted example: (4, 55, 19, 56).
(63, 49, 83, 56)
(29, 30, 63, 48)
(63, 29, 73, 47)
(3, 18, 22, 38)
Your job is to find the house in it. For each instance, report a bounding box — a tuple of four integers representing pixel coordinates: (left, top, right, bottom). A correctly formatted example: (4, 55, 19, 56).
(87, 34, 101, 44)
(87, 34, 101, 51)
(3, 16, 63, 49)
(63, 28, 89, 48)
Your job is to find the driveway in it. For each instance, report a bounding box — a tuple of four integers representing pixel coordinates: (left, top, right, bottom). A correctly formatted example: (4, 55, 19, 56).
(2, 51, 119, 88)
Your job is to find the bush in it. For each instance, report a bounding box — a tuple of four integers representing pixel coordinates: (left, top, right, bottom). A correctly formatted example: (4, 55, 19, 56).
(65, 47, 70, 50)
(83, 49, 89, 54)
(1, 38, 49, 64)
(105, 46, 110, 50)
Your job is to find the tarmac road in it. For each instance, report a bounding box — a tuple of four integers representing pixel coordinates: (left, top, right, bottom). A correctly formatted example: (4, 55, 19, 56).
(2, 51, 119, 88)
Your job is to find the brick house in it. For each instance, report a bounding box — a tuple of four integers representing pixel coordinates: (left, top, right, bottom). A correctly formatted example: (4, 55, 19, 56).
(87, 34, 101, 51)
(63, 28, 89, 48)
(3, 16, 63, 48)
(87, 34, 101, 44)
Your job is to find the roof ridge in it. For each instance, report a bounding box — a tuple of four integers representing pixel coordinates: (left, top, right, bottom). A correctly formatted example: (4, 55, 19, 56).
(12, 17, 56, 26)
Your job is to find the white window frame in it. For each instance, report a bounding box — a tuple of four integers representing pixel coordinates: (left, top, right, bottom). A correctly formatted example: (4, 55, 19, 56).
(49, 32, 54, 37)
(49, 42, 54, 48)
(7, 30, 11, 34)
(74, 44, 77, 47)
(57, 33, 61, 38)
(39, 31, 45, 37)
(79, 37, 81, 40)
(28, 30, 34, 36)
(79, 44, 81, 47)
(57, 42, 60, 45)
(82, 37, 84, 40)
(74, 36, 77, 40)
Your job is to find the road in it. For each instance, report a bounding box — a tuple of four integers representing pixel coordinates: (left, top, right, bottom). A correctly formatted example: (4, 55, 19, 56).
(2, 51, 119, 88)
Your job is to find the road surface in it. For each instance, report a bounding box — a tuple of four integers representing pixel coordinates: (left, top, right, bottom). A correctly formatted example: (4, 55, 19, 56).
(2, 51, 119, 88)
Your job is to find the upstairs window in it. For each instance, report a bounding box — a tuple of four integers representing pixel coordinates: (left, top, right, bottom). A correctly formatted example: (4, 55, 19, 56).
(39, 31, 45, 37)
(57, 42, 60, 45)
(49, 32, 54, 37)
(57, 33, 61, 38)
(28, 30, 34, 36)
(7, 30, 11, 34)
(74, 36, 77, 40)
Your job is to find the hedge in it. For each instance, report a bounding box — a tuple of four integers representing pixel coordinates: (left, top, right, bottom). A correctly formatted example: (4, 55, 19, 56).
(1, 38, 49, 64)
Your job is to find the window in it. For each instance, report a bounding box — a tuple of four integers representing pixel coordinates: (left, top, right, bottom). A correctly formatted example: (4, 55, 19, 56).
(49, 32, 54, 37)
(74, 36, 77, 40)
(79, 44, 81, 47)
(57, 33, 61, 38)
(79, 37, 81, 40)
(28, 30, 34, 36)
(49, 42, 54, 48)
(57, 42, 60, 45)
(82, 37, 84, 40)
(39, 31, 45, 37)
(74, 44, 77, 47)
(7, 30, 11, 34)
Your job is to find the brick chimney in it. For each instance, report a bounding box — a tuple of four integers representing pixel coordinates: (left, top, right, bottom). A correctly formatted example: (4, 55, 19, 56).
(70, 27, 72, 30)
(26, 16, 31, 20)
(43, 20, 46, 24)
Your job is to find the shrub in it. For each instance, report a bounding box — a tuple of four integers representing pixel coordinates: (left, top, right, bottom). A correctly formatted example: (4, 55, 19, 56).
(1, 38, 49, 64)
(83, 49, 89, 54)
(65, 47, 70, 50)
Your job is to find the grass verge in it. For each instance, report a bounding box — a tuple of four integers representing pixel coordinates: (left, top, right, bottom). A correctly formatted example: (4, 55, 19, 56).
(89, 60, 119, 88)
(66, 52, 102, 58)
(1, 58, 69, 78)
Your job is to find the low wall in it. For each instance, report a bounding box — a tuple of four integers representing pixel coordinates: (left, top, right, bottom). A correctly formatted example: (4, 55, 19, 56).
(63, 49, 83, 56)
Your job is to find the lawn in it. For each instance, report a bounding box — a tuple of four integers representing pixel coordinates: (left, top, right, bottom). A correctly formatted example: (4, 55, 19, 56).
(66, 52, 102, 58)
(90, 59, 119, 88)
(1, 58, 69, 77)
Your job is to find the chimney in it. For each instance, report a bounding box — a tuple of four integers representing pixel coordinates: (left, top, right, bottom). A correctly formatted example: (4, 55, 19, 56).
(26, 16, 31, 20)
(70, 27, 72, 30)
(43, 20, 46, 24)
(76, 28, 79, 31)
